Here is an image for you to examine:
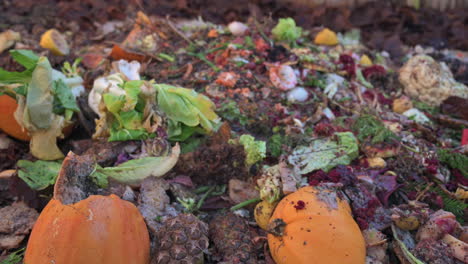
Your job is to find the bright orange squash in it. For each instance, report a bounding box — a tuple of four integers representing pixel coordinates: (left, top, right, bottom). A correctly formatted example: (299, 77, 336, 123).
(0, 94, 30, 141)
(267, 186, 365, 264)
(24, 194, 150, 264)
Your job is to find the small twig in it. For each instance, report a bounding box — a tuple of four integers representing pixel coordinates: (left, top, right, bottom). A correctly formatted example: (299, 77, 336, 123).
(434, 114, 468, 128)
(254, 19, 272, 46)
(157, 53, 175, 62)
(187, 52, 220, 72)
(253, 236, 268, 243)
(437, 183, 459, 200)
(183, 63, 193, 79)
(401, 144, 419, 153)
(415, 182, 434, 201)
(367, 239, 388, 247)
(165, 15, 195, 45)
(329, 100, 361, 116)
(230, 197, 261, 211)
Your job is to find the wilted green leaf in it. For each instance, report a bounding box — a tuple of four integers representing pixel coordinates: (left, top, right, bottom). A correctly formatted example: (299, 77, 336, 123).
(89, 169, 109, 188)
(103, 93, 125, 115)
(156, 84, 220, 135)
(288, 132, 359, 174)
(167, 120, 205, 141)
(17, 159, 62, 190)
(10, 49, 39, 69)
(51, 79, 80, 113)
(13, 84, 28, 96)
(0, 50, 39, 84)
(0, 67, 34, 84)
(157, 85, 200, 127)
(123, 80, 143, 111)
(94, 144, 180, 185)
(108, 126, 151, 142)
(120, 110, 143, 130)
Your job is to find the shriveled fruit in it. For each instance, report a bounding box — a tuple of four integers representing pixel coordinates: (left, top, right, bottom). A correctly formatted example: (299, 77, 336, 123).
(0, 95, 30, 141)
(394, 215, 420, 231)
(39, 29, 69, 56)
(153, 213, 209, 264)
(268, 186, 365, 264)
(209, 212, 258, 263)
(392, 96, 413, 114)
(254, 200, 277, 230)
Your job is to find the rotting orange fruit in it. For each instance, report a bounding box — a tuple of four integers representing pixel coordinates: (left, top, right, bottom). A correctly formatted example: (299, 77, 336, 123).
(267, 186, 366, 264)
(24, 151, 150, 264)
(0, 94, 30, 141)
(24, 194, 150, 264)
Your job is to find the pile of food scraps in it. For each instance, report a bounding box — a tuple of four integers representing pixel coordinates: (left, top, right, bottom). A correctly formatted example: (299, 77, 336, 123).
(0, 4, 467, 264)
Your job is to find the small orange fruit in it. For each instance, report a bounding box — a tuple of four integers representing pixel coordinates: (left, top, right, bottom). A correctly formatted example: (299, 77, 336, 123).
(268, 186, 366, 264)
(0, 94, 30, 141)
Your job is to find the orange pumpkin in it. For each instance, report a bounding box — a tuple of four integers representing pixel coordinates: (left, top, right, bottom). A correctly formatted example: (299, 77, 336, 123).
(0, 94, 30, 141)
(24, 194, 150, 264)
(267, 186, 365, 264)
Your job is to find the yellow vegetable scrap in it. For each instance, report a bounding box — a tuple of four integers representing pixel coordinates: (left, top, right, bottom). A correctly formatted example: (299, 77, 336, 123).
(314, 28, 338, 46)
(40, 29, 70, 56)
(360, 54, 373, 66)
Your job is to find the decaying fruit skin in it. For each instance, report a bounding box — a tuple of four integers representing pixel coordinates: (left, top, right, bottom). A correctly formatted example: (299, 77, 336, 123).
(267, 186, 365, 264)
(0, 95, 30, 141)
(255, 200, 277, 230)
(24, 194, 150, 264)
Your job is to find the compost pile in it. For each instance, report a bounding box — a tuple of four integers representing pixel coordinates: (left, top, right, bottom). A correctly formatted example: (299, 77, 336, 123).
(0, 2, 467, 264)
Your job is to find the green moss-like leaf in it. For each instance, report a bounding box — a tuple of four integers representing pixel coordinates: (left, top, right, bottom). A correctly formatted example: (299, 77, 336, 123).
(437, 149, 468, 178)
(271, 18, 302, 46)
(352, 114, 397, 144)
(239, 134, 266, 166)
(17, 160, 62, 190)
